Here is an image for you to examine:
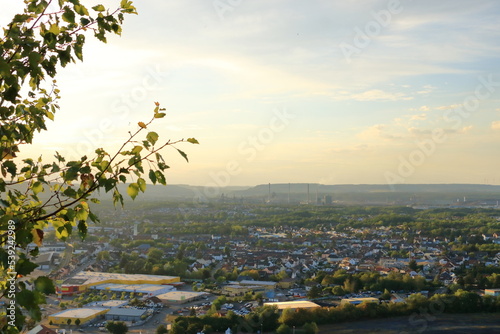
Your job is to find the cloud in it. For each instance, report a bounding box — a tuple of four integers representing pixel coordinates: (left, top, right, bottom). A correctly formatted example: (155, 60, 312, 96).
(436, 104, 461, 110)
(491, 121, 500, 130)
(416, 85, 436, 95)
(330, 144, 370, 154)
(408, 126, 472, 137)
(358, 124, 402, 141)
(332, 89, 413, 101)
(410, 113, 427, 121)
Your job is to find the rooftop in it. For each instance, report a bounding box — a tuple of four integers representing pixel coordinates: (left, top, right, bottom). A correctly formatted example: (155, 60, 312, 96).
(50, 308, 108, 318)
(63, 271, 179, 287)
(264, 300, 320, 310)
(91, 283, 174, 294)
(156, 291, 207, 301)
(106, 308, 146, 317)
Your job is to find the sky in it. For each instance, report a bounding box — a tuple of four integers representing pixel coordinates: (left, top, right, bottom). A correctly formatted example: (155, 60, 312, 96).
(3, 0, 500, 188)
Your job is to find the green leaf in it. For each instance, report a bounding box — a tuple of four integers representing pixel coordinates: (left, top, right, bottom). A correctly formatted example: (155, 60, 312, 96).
(158, 162, 169, 171)
(4, 84, 20, 102)
(12, 14, 31, 23)
(187, 138, 199, 144)
(74, 4, 89, 16)
(0, 58, 10, 76)
(48, 23, 60, 35)
(16, 258, 38, 276)
(176, 148, 189, 162)
(154, 112, 166, 118)
(88, 211, 100, 223)
(146, 131, 159, 145)
(74, 34, 85, 61)
(34, 276, 56, 295)
(62, 7, 75, 23)
(51, 162, 60, 172)
(155, 171, 166, 186)
(92, 4, 106, 12)
(137, 178, 146, 192)
(113, 189, 124, 207)
(131, 145, 143, 154)
(75, 206, 89, 222)
(104, 178, 116, 192)
(3, 160, 17, 177)
(78, 220, 89, 238)
(148, 169, 157, 184)
(63, 187, 77, 198)
(127, 183, 139, 200)
(32, 181, 44, 195)
(16, 289, 36, 309)
(29, 52, 42, 67)
(81, 17, 91, 26)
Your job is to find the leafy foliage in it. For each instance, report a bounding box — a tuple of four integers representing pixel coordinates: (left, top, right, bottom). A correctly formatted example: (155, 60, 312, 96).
(106, 321, 128, 334)
(0, 1, 197, 333)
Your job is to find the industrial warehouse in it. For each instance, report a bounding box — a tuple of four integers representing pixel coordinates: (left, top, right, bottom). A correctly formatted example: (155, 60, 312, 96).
(263, 301, 321, 311)
(58, 271, 180, 296)
(48, 308, 108, 325)
(155, 291, 208, 304)
(90, 283, 175, 296)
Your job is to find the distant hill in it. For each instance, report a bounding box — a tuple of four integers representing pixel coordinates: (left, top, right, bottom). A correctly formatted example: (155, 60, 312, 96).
(12, 182, 500, 206)
(224, 183, 500, 206)
(237, 183, 500, 194)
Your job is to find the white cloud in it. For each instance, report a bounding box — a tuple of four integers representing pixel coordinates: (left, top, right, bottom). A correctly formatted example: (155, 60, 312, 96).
(332, 89, 413, 101)
(330, 144, 370, 154)
(491, 121, 500, 130)
(408, 126, 472, 137)
(417, 86, 436, 95)
(358, 124, 402, 141)
(410, 113, 427, 121)
(436, 104, 461, 110)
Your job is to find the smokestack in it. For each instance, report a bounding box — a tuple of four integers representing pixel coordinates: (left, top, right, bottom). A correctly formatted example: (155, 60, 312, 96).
(288, 183, 291, 204)
(307, 184, 310, 204)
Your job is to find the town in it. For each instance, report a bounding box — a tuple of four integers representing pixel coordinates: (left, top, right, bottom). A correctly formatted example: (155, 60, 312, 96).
(23, 202, 500, 333)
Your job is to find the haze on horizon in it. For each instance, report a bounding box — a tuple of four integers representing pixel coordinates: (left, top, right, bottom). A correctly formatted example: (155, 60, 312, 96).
(2, 1, 500, 188)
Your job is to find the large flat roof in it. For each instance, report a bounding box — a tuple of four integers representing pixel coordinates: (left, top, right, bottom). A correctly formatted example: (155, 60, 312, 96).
(63, 271, 179, 287)
(50, 308, 108, 318)
(106, 308, 146, 317)
(342, 297, 379, 302)
(84, 300, 128, 308)
(225, 284, 260, 289)
(92, 283, 174, 294)
(239, 280, 277, 286)
(264, 301, 320, 310)
(156, 291, 207, 301)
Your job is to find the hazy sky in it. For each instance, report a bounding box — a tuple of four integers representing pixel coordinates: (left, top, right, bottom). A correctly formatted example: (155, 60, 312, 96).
(3, 0, 500, 187)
